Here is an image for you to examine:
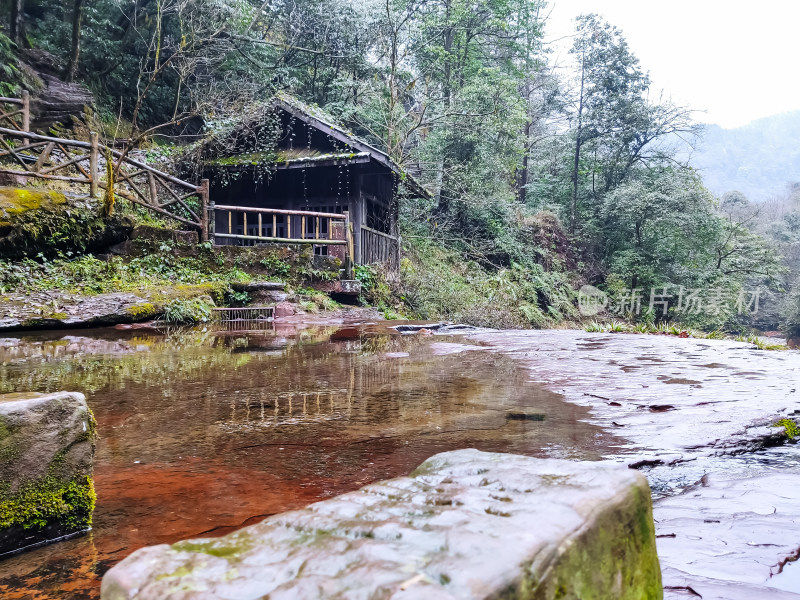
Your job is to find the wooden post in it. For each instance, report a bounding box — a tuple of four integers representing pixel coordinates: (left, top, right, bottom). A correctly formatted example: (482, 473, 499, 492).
(272, 214, 276, 237)
(287, 215, 291, 239)
(301, 215, 306, 240)
(89, 132, 99, 198)
(199, 178, 210, 243)
(147, 172, 158, 206)
(208, 194, 215, 244)
(258, 213, 262, 237)
(21, 90, 30, 141)
(343, 210, 354, 279)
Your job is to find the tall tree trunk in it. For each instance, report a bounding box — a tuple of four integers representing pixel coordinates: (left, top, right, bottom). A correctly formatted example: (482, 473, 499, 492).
(436, 0, 455, 214)
(570, 52, 586, 235)
(517, 117, 531, 204)
(10, 0, 24, 47)
(65, 0, 85, 82)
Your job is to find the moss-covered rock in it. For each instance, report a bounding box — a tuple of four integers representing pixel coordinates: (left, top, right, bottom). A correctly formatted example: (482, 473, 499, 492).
(101, 449, 662, 599)
(0, 391, 96, 556)
(0, 186, 132, 257)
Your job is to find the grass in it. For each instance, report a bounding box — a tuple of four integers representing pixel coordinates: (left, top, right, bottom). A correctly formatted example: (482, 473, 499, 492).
(734, 334, 787, 351)
(774, 418, 799, 440)
(583, 321, 788, 350)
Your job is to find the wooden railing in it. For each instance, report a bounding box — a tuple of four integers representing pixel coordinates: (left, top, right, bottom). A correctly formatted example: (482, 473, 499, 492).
(0, 97, 209, 239)
(214, 205, 349, 246)
(361, 225, 399, 270)
(0, 92, 30, 134)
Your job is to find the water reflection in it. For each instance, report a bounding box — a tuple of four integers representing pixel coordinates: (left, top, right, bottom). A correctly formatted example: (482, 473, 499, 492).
(0, 324, 617, 599)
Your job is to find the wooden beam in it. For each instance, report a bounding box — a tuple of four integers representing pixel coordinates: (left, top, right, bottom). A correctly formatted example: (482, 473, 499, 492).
(214, 233, 346, 245)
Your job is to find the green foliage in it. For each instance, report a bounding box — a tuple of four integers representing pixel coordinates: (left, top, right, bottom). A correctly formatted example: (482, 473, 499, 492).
(734, 334, 786, 351)
(0, 32, 20, 96)
(162, 297, 214, 324)
(399, 236, 576, 329)
(0, 252, 249, 297)
(774, 418, 799, 441)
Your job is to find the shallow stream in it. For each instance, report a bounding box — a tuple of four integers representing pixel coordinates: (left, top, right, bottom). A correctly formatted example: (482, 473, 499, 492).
(0, 323, 619, 599)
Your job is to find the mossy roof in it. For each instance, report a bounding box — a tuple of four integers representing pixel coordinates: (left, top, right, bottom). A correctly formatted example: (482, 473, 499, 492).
(205, 149, 370, 168)
(204, 92, 431, 199)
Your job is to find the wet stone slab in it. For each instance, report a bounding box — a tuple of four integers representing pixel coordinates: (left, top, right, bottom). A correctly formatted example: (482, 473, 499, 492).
(655, 467, 800, 600)
(466, 330, 800, 464)
(101, 449, 662, 600)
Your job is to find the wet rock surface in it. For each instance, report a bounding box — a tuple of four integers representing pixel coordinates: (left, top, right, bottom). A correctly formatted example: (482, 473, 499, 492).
(460, 330, 800, 598)
(466, 330, 799, 463)
(0, 391, 96, 556)
(0, 291, 156, 331)
(655, 467, 800, 599)
(101, 449, 661, 600)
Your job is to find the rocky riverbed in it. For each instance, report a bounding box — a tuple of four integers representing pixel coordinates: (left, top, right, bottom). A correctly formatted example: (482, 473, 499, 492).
(0, 323, 797, 598)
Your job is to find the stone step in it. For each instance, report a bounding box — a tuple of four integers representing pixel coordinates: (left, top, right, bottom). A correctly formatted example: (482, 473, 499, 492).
(101, 449, 661, 600)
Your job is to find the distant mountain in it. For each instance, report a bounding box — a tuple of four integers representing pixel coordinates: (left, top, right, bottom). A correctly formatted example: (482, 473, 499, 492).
(691, 111, 800, 201)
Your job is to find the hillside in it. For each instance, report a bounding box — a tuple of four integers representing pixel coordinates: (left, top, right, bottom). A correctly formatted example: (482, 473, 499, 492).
(692, 111, 800, 201)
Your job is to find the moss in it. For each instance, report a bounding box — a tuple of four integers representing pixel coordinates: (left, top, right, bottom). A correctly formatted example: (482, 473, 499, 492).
(510, 479, 662, 600)
(0, 474, 96, 531)
(156, 565, 193, 581)
(172, 534, 255, 561)
(0, 188, 67, 227)
(774, 418, 799, 440)
(126, 302, 157, 320)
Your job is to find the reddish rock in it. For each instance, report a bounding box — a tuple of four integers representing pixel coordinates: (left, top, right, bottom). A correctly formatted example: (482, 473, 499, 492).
(273, 302, 296, 318)
(330, 327, 360, 341)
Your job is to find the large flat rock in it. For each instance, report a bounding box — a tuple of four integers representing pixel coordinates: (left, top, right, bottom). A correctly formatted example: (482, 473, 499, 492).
(0, 391, 96, 555)
(101, 449, 661, 600)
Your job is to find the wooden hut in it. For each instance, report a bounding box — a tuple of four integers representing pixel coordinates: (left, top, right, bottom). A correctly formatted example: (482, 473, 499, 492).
(203, 94, 428, 269)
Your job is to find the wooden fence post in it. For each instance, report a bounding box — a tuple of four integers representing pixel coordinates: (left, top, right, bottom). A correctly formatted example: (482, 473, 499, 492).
(89, 132, 99, 198)
(21, 90, 29, 146)
(199, 178, 210, 243)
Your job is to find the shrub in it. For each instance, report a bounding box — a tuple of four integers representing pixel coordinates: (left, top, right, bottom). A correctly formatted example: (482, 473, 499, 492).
(162, 297, 214, 324)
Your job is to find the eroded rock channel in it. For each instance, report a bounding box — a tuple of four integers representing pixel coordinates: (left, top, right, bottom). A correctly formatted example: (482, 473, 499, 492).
(0, 325, 797, 598)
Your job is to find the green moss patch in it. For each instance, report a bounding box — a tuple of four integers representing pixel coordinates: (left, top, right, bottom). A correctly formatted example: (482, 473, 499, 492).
(0, 474, 96, 531)
(774, 418, 799, 440)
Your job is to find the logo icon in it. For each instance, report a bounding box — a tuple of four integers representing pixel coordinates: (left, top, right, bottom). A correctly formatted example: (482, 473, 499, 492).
(578, 285, 608, 316)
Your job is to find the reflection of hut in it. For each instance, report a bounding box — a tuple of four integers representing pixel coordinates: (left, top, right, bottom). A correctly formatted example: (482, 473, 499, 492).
(203, 94, 428, 269)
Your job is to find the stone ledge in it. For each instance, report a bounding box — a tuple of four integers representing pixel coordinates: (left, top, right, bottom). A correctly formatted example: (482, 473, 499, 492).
(101, 449, 662, 600)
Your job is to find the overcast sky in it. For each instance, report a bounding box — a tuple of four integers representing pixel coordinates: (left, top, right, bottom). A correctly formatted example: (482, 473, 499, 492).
(543, 0, 800, 129)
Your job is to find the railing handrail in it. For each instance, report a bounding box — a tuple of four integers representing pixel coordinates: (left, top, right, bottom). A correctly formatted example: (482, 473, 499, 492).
(215, 204, 348, 220)
(0, 126, 91, 149)
(0, 114, 209, 238)
(0, 97, 23, 105)
(361, 224, 397, 240)
(0, 126, 200, 193)
(106, 147, 200, 192)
